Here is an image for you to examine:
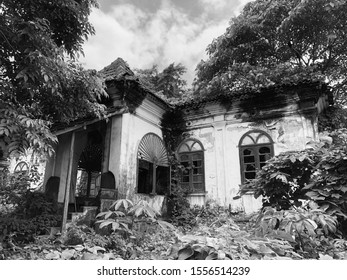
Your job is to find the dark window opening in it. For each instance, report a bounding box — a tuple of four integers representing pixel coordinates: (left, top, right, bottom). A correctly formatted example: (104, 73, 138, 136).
(239, 130, 274, 183)
(177, 139, 205, 193)
(137, 133, 170, 195)
(138, 159, 154, 194)
(156, 166, 170, 195)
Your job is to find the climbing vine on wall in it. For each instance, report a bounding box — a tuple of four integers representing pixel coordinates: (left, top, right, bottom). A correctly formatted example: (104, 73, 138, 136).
(161, 109, 187, 153)
(160, 109, 195, 226)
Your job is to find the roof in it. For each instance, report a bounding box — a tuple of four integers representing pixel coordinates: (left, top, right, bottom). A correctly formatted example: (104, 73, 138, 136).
(99, 57, 135, 81)
(52, 106, 126, 135)
(52, 59, 331, 135)
(99, 58, 170, 109)
(176, 80, 331, 109)
(52, 58, 170, 134)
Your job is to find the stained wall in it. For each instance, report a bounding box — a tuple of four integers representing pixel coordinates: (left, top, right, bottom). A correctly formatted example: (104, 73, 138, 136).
(181, 104, 319, 213)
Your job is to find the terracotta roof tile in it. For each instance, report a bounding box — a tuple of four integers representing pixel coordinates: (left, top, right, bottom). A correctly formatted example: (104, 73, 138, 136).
(99, 58, 134, 81)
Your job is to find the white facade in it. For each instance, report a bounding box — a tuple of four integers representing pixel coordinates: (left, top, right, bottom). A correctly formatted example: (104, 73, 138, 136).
(42, 63, 330, 215)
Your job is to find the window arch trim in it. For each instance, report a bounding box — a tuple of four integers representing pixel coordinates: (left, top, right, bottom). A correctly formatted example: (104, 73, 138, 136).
(14, 161, 29, 173)
(177, 138, 205, 154)
(238, 129, 274, 147)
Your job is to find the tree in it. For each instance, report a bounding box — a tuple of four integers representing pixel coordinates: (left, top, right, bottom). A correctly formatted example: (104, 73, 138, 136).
(134, 65, 160, 92)
(0, 0, 107, 156)
(194, 0, 347, 105)
(135, 63, 188, 99)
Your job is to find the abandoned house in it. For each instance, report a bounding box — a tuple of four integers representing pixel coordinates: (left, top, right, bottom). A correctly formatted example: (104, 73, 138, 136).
(41, 58, 331, 215)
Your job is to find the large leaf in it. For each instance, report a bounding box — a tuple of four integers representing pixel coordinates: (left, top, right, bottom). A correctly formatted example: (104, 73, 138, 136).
(112, 199, 134, 212)
(205, 251, 218, 260)
(157, 220, 176, 231)
(61, 249, 76, 260)
(111, 222, 120, 231)
(95, 211, 109, 219)
(99, 220, 114, 229)
(177, 246, 194, 260)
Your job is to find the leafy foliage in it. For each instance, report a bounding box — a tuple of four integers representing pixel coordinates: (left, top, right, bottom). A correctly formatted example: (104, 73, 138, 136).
(0, 167, 61, 244)
(191, 202, 240, 227)
(0, 214, 61, 244)
(239, 129, 347, 235)
(194, 0, 347, 105)
(173, 218, 300, 260)
(319, 105, 347, 132)
(166, 158, 197, 230)
(135, 63, 188, 99)
(95, 199, 174, 237)
(95, 199, 133, 235)
(2, 204, 347, 260)
(254, 206, 338, 258)
(0, 0, 107, 156)
(0, 165, 42, 213)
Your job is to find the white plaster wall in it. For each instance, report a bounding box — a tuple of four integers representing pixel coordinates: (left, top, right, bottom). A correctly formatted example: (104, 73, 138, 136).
(108, 116, 123, 188)
(118, 112, 163, 199)
(185, 112, 318, 213)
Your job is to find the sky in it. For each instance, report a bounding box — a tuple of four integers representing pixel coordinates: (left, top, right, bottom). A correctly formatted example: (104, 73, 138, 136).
(79, 0, 252, 85)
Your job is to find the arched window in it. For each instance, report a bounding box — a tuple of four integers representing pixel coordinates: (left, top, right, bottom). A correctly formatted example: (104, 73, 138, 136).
(14, 161, 29, 174)
(137, 133, 170, 195)
(239, 130, 274, 183)
(177, 138, 205, 193)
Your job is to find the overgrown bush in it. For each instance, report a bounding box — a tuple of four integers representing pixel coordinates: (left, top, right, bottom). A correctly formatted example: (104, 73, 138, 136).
(167, 158, 197, 229)
(0, 164, 43, 213)
(191, 201, 237, 227)
(95, 199, 174, 236)
(16, 191, 59, 218)
(0, 168, 61, 244)
(253, 206, 339, 258)
(0, 169, 31, 214)
(318, 105, 347, 132)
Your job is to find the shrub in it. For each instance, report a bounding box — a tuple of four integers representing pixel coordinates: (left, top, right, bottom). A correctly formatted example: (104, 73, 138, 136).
(0, 214, 61, 244)
(95, 199, 174, 237)
(239, 129, 347, 234)
(167, 159, 197, 229)
(63, 224, 87, 245)
(191, 202, 233, 227)
(0, 169, 31, 214)
(0, 170, 61, 244)
(253, 206, 340, 258)
(16, 191, 59, 218)
(0, 164, 44, 215)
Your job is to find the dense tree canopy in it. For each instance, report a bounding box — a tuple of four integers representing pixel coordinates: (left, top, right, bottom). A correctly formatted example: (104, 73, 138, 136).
(194, 0, 347, 105)
(0, 0, 107, 156)
(135, 63, 188, 99)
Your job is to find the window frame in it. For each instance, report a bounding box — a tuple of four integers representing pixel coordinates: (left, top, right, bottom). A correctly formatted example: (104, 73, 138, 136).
(239, 130, 274, 184)
(14, 161, 29, 174)
(177, 138, 205, 194)
(136, 133, 170, 195)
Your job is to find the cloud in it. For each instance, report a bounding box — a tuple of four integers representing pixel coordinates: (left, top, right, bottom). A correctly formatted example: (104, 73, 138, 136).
(198, 0, 229, 11)
(80, 0, 251, 85)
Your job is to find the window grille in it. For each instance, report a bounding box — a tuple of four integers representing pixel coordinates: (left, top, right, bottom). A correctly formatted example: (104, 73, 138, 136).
(239, 130, 274, 183)
(177, 138, 205, 193)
